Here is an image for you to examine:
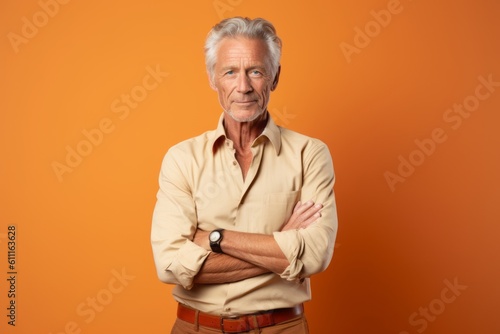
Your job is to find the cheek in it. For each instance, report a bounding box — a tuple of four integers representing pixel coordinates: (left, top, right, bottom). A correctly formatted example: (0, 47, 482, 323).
(216, 86, 228, 100)
(259, 85, 272, 100)
(218, 83, 233, 98)
(216, 87, 233, 108)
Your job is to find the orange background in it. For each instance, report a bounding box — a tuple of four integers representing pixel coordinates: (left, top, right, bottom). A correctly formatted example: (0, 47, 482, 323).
(1, 0, 499, 333)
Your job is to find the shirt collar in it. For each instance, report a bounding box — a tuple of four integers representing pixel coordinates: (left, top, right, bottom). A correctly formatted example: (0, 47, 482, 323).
(211, 112, 282, 155)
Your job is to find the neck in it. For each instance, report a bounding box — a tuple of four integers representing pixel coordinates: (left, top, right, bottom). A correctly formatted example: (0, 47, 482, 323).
(223, 112, 268, 152)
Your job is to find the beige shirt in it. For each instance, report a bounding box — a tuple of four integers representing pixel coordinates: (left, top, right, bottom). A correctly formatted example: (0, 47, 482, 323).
(151, 113, 338, 316)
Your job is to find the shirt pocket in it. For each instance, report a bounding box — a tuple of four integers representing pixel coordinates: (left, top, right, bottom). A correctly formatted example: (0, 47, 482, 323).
(260, 190, 301, 234)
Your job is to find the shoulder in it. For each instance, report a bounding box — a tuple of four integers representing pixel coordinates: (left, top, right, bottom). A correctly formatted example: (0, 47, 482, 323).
(279, 127, 335, 178)
(162, 130, 216, 166)
(279, 126, 330, 154)
(170, 130, 215, 152)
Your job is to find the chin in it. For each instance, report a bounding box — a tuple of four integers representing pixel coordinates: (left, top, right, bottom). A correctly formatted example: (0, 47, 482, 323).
(226, 108, 265, 123)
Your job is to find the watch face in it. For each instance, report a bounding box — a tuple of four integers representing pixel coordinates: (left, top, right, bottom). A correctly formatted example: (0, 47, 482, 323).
(209, 231, 221, 242)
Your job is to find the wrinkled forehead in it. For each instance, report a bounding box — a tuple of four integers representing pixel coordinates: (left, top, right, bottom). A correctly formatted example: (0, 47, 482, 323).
(215, 37, 271, 68)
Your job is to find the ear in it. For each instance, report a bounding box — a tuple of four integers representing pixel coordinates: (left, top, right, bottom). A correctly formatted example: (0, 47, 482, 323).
(271, 65, 281, 91)
(207, 70, 217, 91)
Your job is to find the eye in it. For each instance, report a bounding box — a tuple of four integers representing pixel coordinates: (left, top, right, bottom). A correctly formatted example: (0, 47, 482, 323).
(225, 70, 234, 75)
(250, 70, 262, 76)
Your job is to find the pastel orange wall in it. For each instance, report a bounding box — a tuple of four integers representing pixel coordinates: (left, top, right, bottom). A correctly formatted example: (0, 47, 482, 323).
(1, 0, 499, 333)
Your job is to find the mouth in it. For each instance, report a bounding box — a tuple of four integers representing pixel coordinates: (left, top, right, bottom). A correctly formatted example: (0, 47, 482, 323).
(234, 100, 257, 105)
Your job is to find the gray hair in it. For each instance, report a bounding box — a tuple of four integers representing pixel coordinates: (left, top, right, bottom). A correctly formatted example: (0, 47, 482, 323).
(204, 17, 282, 81)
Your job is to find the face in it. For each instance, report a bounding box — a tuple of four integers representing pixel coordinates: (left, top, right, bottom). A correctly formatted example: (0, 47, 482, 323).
(209, 37, 279, 123)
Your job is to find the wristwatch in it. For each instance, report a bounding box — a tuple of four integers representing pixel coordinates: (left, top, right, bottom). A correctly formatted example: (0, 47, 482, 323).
(209, 229, 224, 253)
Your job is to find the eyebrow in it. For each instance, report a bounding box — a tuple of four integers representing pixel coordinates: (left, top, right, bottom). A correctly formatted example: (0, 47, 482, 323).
(219, 65, 267, 73)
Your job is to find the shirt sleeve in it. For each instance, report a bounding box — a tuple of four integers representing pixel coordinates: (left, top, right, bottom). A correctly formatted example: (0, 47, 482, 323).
(273, 141, 338, 281)
(151, 147, 210, 290)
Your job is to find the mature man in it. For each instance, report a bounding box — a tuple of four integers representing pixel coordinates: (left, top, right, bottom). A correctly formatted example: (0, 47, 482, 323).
(151, 17, 338, 333)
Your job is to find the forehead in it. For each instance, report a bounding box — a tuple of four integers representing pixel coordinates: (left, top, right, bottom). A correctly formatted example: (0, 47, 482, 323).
(216, 37, 270, 66)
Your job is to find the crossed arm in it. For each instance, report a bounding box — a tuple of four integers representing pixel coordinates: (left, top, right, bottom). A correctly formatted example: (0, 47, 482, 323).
(192, 200, 323, 284)
(152, 141, 337, 289)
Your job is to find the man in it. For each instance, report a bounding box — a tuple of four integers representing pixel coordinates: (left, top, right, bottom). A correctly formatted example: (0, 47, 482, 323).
(151, 17, 338, 334)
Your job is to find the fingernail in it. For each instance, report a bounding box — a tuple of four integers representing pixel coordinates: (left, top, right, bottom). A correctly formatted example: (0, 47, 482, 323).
(315, 204, 322, 208)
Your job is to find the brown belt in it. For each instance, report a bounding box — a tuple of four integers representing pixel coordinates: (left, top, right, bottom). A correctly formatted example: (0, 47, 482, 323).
(177, 303, 304, 333)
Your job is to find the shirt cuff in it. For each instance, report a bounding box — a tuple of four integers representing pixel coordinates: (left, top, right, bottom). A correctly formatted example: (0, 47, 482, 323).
(166, 241, 210, 290)
(273, 230, 305, 281)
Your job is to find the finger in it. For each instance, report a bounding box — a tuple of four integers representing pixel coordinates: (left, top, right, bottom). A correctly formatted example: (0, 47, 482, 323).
(282, 201, 323, 231)
(293, 200, 314, 215)
(283, 209, 321, 231)
(295, 203, 322, 222)
(293, 201, 302, 213)
(300, 211, 322, 228)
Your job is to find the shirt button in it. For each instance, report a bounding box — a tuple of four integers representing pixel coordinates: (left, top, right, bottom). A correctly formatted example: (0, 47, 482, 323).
(232, 161, 237, 166)
(225, 307, 231, 312)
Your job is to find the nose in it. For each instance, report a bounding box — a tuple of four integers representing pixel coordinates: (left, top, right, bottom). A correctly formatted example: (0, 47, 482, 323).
(236, 73, 253, 94)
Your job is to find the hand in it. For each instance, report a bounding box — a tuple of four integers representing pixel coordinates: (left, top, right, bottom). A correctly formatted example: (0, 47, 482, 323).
(193, 229, 210, 251)
(281, 200, 323, 231)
